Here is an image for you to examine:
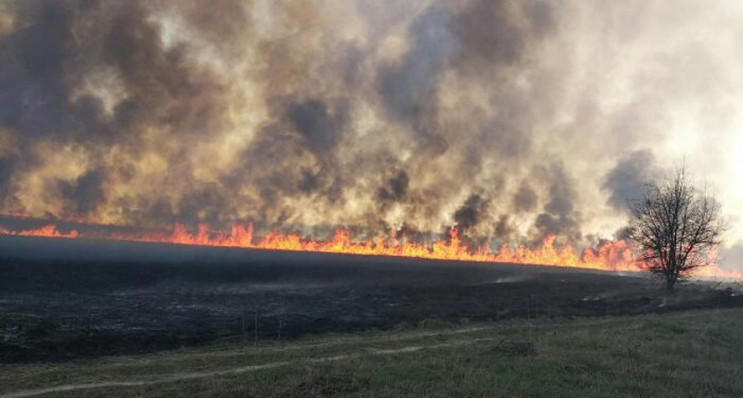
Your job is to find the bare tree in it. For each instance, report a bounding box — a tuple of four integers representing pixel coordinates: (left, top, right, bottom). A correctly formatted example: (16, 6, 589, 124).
(628, 167, 725, 292)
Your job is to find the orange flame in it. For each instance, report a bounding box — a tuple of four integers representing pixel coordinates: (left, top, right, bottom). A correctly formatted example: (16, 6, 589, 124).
(0, 221, 739, 279)
(0, 224, 79, 238)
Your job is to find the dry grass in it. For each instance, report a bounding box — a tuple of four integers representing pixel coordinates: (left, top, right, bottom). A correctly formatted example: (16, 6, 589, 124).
(2, 308, 743, 397)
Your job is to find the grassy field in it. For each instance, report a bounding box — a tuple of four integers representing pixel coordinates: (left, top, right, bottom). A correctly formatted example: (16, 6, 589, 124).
(2, 308, 743, 398)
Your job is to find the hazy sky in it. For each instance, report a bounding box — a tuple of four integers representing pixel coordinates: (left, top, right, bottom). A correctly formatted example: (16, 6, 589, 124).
(1, 0, 742, 268)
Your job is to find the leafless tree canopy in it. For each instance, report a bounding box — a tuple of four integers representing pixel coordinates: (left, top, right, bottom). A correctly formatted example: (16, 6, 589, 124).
(629, 167, 725, 291)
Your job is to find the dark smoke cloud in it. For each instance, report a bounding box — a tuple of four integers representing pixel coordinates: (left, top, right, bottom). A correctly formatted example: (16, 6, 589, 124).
(102, 4, 229, 137)
(513, 182, 538, 213)
(378, 6, 454, 147)
(454, 193, 488, 234)
(298, 168, 320, 194)
(176, 0, 252, 56)
(56, 169, 107, 217)
(377, 170, 409, 205)
(453, 0, 554, 67)
(494, 214, 515, 239)
(288, 99, 349, 153)
(0, 0, 600, 238)
(1, 2, 72, 140)
(534, 163, 581, 240)
(178, 182, 240, 228)
(1, 0, 736, 251)
(0, 0, 233, 225)
(602, 150, 660, 210)
(0, 156, 17, 200)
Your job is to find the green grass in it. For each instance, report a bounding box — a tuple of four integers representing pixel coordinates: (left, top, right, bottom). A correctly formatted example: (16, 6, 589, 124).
(2, 308, 743, 397)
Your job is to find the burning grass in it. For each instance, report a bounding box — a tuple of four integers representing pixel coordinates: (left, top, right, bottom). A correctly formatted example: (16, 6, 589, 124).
(3, 219, 739, 279)
(0, 220, 647, 272)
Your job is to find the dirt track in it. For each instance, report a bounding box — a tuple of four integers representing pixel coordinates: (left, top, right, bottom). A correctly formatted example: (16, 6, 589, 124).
(0, 335, 501, 398)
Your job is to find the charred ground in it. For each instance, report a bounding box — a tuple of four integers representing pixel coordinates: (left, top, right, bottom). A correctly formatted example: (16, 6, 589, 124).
(1, 236, 741, 363)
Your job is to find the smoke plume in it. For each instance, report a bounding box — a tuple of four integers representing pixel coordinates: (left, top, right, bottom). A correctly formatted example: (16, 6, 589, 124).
(1, 0, 742, 252)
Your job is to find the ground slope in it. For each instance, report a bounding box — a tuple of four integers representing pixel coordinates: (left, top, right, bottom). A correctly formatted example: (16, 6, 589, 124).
(2, 235, 742, 363)
(1, 308, 742, 398)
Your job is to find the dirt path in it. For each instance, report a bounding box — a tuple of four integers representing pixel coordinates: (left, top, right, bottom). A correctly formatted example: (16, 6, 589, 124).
(0, 337, 497, 398)
(166, 325, 494, 360)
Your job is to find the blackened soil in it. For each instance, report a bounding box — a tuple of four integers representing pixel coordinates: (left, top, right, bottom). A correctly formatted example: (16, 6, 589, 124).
(1, 235, 740, 363)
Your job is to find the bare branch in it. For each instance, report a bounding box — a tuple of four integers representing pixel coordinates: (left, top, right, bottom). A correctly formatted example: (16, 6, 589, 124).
(627, 166, 726, 291)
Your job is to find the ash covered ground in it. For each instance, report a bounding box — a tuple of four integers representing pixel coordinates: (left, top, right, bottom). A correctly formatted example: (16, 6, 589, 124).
(1, 236, 741, 363)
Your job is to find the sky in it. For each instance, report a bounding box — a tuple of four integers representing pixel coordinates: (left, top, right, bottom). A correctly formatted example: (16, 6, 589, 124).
(0, 0, 742, 270)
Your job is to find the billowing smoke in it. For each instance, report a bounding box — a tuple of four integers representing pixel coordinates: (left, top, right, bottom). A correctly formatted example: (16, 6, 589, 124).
(1, 0, 741, 250)
(453, 193, 488, 235)
(377, 170, 409, 206)
(513, 182, 538, 214)
(533, 162, 581, 241)
(603, 150, 661, 211)
(56, 169, 107, 217)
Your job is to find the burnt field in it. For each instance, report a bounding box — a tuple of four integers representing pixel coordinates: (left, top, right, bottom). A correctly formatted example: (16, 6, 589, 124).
(1, 236, 741, 363)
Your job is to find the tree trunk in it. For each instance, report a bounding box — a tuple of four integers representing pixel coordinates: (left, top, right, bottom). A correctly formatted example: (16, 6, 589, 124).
(665, 277, 676, 294)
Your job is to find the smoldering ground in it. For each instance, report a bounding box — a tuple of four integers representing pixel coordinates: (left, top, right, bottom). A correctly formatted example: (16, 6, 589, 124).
(2, 234, 741, 362)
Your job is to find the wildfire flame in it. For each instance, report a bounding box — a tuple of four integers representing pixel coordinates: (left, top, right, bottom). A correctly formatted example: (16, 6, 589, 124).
(0, 221, 739, 279)
(0, 224, 79, 239)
